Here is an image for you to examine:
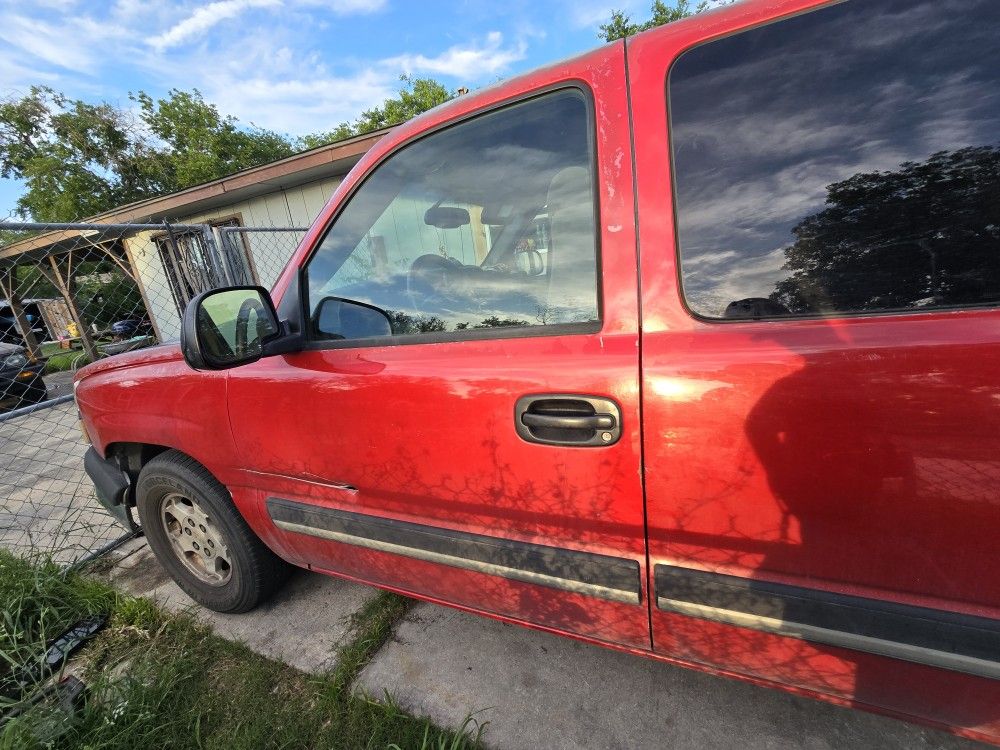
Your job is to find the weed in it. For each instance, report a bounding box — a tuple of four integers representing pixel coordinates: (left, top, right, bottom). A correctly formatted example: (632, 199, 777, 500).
(0, 552, 485, 749)
(38, 343, 90, 375)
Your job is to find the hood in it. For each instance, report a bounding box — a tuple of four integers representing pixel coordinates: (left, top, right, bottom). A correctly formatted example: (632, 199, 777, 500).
(74, 341, 184, 382)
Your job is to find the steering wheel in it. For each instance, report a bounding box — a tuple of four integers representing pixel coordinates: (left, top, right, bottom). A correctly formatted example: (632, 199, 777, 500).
(406, 254, 460, 316)
(234, 296, 268, 357)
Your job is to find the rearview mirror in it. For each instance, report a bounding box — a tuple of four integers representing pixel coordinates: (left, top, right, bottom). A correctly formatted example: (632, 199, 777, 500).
(424, 205, 470, 229)
(181, 286, 298, 370)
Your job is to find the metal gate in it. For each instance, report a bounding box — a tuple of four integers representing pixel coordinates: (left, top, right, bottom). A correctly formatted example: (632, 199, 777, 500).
(0, 221, 307, 563)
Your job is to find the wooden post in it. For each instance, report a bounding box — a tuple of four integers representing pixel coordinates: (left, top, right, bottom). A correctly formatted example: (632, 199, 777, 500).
(0, 268, 43, 359)
(469, 206, 490, 264)
(42, 252, 99, 362)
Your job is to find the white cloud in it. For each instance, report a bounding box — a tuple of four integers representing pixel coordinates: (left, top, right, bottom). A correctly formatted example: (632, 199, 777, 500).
(204, 66, 395, 134)
(0, 0, 532, 135)
(384, 32, 526, 80)
(147, 0, 281, 51)
(0, 12, 133, 79)
(25, 0, 79, 8)
(147, 0, 387, 51)
(132, 29, 394, 132)
(0, 16, 96, 72)
(297, 0, 387, 11)
(203, 30, 528, 131)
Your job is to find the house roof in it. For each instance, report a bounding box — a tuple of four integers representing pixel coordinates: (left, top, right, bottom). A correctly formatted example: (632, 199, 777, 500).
(0, 127, 389, 261)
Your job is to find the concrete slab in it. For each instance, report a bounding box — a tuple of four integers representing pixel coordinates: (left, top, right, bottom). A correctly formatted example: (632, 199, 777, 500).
(44, 370, 75, 400)
(356, 602, 984, 750)
(108, 538, 377, 674)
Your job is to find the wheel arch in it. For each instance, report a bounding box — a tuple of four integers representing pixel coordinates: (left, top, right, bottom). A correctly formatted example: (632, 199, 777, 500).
(105, 442, 218, 509)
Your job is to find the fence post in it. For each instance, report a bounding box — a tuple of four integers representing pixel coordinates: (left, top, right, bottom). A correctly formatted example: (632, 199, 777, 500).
(0, 268, 43, 359)
(44, 253, 99, 362)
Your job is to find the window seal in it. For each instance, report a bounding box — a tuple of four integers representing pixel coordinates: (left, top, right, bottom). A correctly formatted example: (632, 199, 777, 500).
(300, 320, 600, 351)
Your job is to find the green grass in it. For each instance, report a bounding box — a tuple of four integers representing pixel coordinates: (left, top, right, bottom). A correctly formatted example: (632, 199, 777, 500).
(0, 552, 486, 749)
(38, 343, 90, 375)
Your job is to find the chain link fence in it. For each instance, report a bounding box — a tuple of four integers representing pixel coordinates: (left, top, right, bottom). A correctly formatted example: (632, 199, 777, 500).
(0, 220, 307, 564)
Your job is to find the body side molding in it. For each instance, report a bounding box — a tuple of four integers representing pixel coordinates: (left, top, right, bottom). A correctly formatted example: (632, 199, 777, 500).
(656, 564, 1000, 681)
(267, 497, 642, 605)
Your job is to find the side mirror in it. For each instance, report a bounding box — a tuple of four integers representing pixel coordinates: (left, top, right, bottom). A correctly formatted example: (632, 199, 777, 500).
(181, 286, 299, 370)
(313, 296, 393, 340)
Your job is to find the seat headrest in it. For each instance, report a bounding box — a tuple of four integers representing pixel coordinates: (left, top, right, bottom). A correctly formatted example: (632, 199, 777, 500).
(546, 166, 590, 211)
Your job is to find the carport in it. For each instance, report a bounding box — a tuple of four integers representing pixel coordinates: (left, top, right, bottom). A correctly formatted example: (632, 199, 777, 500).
(0, 221, 219, 360)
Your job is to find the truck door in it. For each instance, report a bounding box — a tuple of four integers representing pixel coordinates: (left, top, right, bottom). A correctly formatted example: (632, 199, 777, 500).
(631, 0, 1000, 737)
(226, 43, 650, 649)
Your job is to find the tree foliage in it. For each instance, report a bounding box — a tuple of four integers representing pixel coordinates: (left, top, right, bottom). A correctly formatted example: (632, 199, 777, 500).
(599, 1, 710, 41)
(0, 86, 296, 222)
(599, 1, 741, 41)
(134, 89, 297, 189)
(772, 147, 1000, 314)
(1, 87, 152, 221)
(300, 77, 454, 149)
(1, 79, 453, 222)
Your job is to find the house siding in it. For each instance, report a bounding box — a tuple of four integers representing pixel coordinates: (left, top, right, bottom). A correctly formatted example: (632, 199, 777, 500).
(125, 176, 342, 341)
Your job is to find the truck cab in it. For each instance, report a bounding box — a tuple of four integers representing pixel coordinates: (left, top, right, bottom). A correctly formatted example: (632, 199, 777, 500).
(76, 0, 1000, 742)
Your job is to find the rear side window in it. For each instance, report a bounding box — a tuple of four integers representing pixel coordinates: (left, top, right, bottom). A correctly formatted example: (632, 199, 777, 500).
(669, 0, 1000, 320)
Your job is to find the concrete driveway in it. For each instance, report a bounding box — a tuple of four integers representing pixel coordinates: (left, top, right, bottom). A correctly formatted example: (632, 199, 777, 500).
(0, 398, 122, 562)
(108, 540, 986, 750)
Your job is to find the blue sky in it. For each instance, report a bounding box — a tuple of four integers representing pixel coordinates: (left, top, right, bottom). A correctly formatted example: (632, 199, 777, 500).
(0, 0, 661, 218)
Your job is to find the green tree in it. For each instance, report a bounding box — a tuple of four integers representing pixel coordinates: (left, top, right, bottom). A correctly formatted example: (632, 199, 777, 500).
(134, 89, 296, 189)
(0, 87, 161, 221)
(599, 0, 728, 41)
(0, 86, 297, 222)
(2, 79, 456, 221)
(300, 76, 454, 148)
(771, 146, 1000, 314)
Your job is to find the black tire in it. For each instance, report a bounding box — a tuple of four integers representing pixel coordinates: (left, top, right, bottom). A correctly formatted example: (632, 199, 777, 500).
(136, 450, 291, 613)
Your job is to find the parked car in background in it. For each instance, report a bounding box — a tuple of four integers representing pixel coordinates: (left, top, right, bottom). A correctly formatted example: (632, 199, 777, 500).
(0, 311, 47, 347)
(0, 344, 47, 410)
(74, 0, 1000, 744)
(109, 317, 153, 341)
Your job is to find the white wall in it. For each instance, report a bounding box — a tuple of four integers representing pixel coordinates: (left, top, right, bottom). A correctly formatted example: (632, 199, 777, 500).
(125, 176, 341, 340)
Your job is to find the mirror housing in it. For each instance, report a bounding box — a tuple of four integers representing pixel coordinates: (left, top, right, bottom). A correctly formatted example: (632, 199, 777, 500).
(312, 296, 393, 340)
(181, 286, 302, 370)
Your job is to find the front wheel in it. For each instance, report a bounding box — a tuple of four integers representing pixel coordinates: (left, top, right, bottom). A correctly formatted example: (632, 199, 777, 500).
(136, 450, 291, 613)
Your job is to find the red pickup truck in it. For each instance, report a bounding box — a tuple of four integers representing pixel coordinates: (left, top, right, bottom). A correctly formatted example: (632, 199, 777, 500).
(76, 0, 1000, 742)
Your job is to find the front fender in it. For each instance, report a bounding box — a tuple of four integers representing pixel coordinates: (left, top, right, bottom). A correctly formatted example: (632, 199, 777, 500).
(75, 357, 240, 486)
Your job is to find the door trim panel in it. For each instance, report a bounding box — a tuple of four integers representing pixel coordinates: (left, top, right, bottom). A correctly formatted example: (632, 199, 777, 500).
(655, 565, 1000, 680)
(267, 498, 642, 604)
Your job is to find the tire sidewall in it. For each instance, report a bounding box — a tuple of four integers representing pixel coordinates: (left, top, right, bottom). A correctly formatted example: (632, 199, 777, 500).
(137, 462, 255, 612)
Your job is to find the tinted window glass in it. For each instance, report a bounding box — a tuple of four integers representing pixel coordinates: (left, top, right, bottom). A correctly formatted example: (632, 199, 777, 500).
(670, 0, 1000, 319)
(305, 90, 599, 339)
